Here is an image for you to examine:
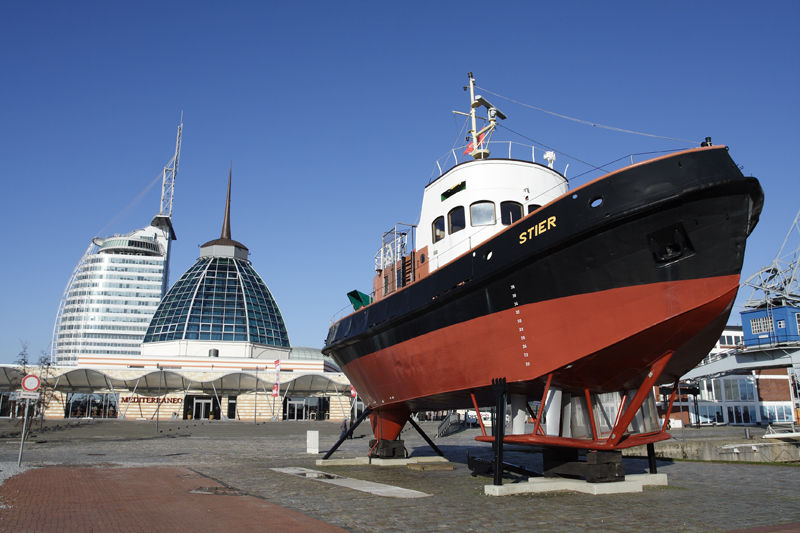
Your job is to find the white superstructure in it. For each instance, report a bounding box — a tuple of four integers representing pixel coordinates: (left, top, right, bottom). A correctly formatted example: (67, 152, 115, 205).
(418, 159, 567, 272)
(416, 73, 567, 273)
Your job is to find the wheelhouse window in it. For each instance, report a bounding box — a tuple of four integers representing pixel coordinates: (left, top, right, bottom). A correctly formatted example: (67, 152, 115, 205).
(527, 203, 542, 214)
(448, 206, 466, 234)
(432, 217, 445, 243)
(470, 201, 495, 226)
(501, 201, 523, 225)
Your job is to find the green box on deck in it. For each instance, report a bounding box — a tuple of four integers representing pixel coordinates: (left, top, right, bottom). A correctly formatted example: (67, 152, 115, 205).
(347, 290, 372, 311)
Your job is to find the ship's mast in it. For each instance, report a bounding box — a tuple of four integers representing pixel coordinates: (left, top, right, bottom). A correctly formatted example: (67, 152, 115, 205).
(460, 72, 507, 160)
(467, 74, 481, 157)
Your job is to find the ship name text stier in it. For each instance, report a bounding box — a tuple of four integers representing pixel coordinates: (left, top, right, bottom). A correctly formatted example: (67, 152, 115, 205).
(519, 216, 556, 244)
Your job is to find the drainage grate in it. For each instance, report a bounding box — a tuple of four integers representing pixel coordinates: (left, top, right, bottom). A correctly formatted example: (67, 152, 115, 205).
(189, 486, 243, 496)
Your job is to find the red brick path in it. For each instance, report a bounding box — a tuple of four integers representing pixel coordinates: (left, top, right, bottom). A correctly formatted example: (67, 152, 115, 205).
(0, 467, 347, 533)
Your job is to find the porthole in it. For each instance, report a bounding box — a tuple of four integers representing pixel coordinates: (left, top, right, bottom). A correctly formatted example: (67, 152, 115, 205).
(572, 194, 578, 200)
(590, 197, 603, 208)
(484, 250, 493, 260)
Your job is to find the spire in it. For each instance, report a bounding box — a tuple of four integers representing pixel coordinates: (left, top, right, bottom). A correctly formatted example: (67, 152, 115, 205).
(200, 163, 248, 254)
(221, 163, 232, 240)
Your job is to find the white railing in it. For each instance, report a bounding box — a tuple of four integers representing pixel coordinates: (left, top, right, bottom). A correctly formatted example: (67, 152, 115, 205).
(429, 140, 545, 183)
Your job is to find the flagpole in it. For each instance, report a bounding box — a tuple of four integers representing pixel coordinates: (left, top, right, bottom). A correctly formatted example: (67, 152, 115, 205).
(271, 359, 281, 421)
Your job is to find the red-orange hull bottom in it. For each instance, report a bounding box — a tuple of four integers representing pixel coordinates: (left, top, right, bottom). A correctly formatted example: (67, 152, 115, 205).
(345, 275, 739, 414)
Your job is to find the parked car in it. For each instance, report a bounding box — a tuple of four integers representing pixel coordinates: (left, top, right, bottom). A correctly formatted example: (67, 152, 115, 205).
(466, 410, 492, 426)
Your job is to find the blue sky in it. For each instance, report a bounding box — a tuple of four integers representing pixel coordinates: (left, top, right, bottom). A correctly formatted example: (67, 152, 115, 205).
(1, 2, 798, 363)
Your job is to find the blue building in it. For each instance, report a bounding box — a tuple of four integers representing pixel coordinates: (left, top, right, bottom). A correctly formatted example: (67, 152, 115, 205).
(741, 306, 800, 348)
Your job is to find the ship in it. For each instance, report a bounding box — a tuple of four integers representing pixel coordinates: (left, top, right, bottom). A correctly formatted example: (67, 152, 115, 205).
(323, 73, 764, 459)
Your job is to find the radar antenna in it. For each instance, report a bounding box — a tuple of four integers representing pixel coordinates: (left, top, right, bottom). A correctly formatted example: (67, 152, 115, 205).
(741, 208, 800, 309)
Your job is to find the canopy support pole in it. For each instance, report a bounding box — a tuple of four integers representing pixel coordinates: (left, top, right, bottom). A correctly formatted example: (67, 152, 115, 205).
(182, 379, 193, 420)
(121, 377, 141, 419)
(260, 378, 273, 420)
(211, 380, 222, 420)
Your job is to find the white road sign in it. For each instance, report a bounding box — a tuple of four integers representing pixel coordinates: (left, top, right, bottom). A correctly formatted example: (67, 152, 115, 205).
(21, 375, 41, 392)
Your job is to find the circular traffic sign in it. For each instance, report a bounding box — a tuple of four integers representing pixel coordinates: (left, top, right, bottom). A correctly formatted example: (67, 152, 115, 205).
(21, 374, 40, 392)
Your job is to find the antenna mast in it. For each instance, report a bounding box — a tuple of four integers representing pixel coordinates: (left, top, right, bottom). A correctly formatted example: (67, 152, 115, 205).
(151, 118, 182, 296)
(159, 117, 182, 218)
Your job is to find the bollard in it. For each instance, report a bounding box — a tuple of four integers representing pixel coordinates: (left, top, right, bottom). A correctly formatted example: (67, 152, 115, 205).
(307, 430, 319, 454)
(744, 427, 751, 439)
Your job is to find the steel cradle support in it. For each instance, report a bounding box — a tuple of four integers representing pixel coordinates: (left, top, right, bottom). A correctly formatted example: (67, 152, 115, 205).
(470, 390, 487, 437)
(606, 351, 673, 447)
(491, 377, 508, 486)
(322, 407, 372, 460)
(533, 373, 553, 436)
(585, 388, 600, 441)
(475, 352, 676, 450)
(662, 381, 680, 432)
(406, 415, 445, 457)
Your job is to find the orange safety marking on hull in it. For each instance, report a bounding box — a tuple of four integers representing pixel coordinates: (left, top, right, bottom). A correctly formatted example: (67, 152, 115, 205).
(344, 275, 740, 409)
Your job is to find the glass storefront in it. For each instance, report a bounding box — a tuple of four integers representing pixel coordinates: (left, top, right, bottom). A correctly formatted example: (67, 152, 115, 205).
(282, 397, 330, 421)
(184, 395, 220, 420)
(0, 392, 28, 418)
(64, 393, 119, 418)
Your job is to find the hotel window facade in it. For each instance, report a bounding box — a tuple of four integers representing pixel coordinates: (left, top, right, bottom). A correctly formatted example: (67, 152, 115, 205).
(52, 225, 171, 366)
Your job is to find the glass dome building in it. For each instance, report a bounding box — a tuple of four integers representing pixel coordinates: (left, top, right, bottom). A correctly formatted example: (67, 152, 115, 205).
(142, 255, 289, 347)
(142, 170, 290, 359)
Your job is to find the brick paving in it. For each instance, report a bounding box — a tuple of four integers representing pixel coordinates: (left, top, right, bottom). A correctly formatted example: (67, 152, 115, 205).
(0, 466, 347, 533)
(0, 420, 798, 532)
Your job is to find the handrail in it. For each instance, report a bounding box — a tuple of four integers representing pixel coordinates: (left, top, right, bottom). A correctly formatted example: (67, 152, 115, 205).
(436, 411, 462, 437)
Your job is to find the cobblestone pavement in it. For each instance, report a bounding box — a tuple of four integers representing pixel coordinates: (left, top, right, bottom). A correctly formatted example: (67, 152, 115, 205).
(0, 420, 798, 532)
